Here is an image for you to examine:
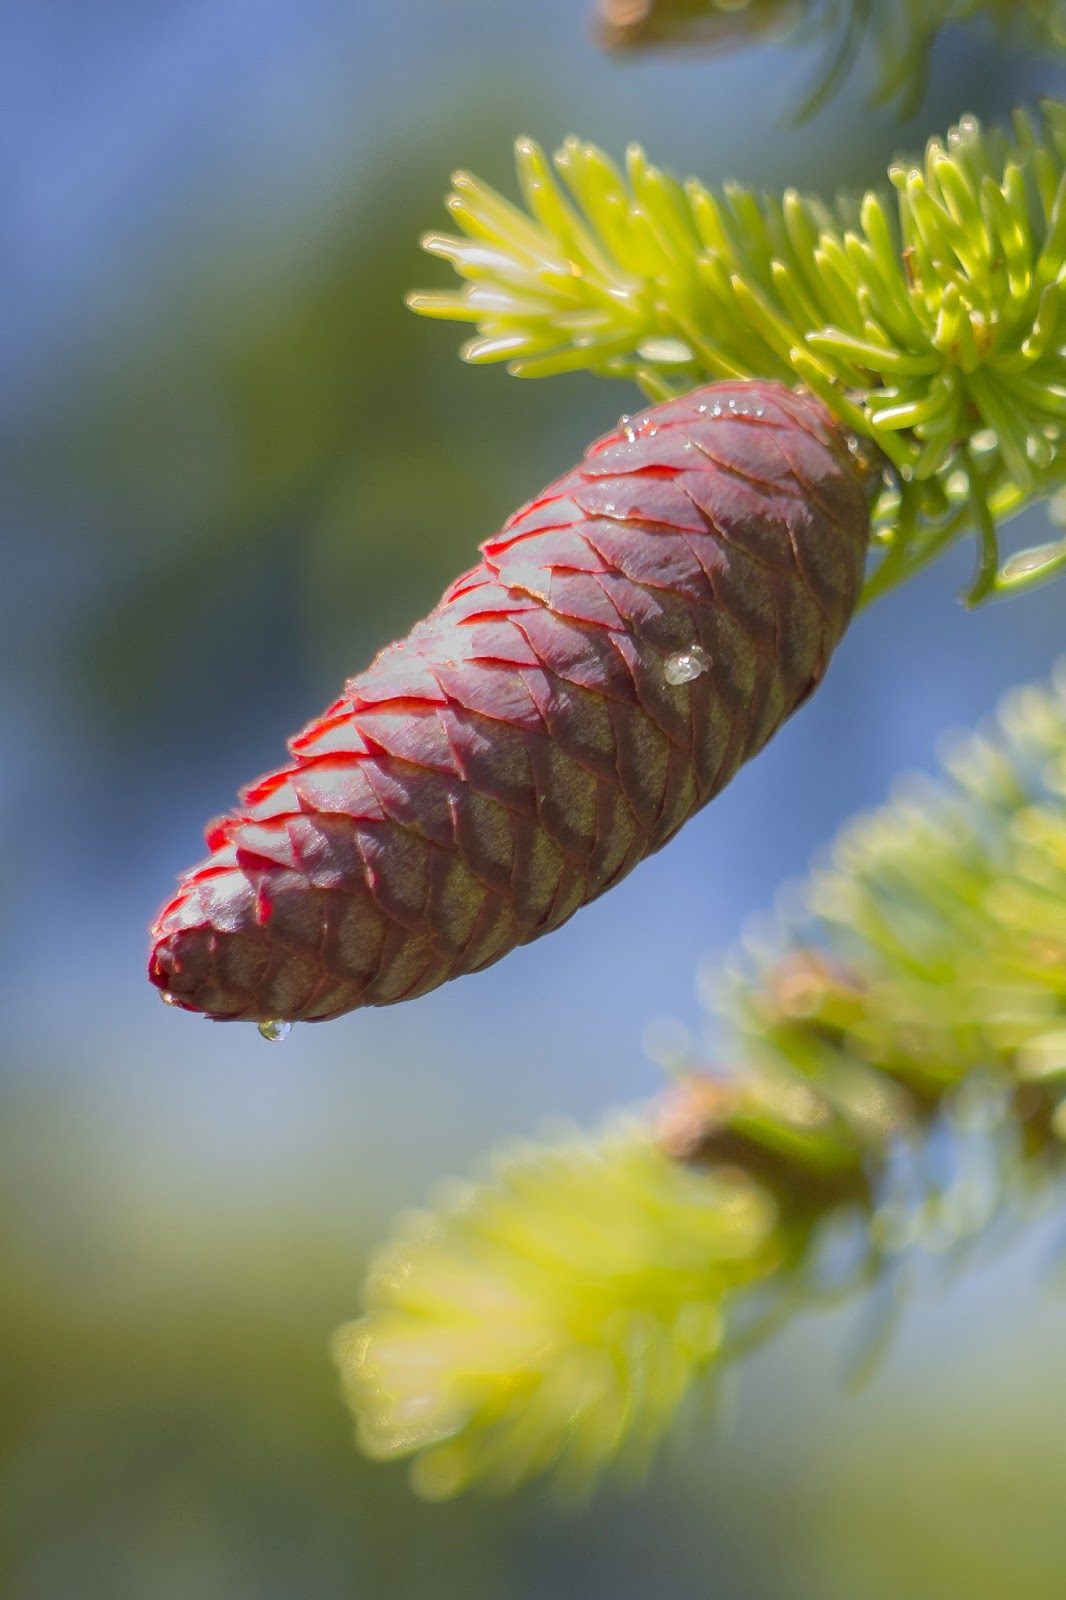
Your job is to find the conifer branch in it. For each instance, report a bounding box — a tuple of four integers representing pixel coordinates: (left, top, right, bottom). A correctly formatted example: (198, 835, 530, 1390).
(595, 0, 1066, 120)
(334, 667, 1066, 1498)
(409, 105, 1066, 605)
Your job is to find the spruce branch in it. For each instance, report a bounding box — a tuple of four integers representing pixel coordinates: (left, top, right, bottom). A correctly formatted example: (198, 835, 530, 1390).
(409, 105, 1066, 605)
(335, 666, 1066, 1498)
(595, 1, 1066, 120)
(334, 1125, 778, 1501)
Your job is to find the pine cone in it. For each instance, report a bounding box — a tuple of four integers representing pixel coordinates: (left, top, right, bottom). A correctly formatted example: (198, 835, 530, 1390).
(149, 381, 875, 1024)
(595, 0, 787, 53)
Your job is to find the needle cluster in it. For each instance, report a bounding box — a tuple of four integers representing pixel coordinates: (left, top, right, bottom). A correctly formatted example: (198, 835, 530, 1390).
(411, 105, 1066, 603)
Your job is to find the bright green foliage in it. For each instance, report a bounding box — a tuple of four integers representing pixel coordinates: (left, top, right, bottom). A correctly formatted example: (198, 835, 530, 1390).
(334, 1126, 777, 1500)
(720, 670, 1066, 1115)
(410, 105, 1066, 604)
(336, 668, 1066, 1498)
(597, 1, 1066, 119)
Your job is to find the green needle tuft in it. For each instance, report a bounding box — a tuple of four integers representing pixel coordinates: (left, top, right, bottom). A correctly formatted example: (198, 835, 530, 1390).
(410, 105, 1066, 605)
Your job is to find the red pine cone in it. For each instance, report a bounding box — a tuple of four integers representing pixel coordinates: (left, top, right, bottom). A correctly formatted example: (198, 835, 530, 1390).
(149, 381, 874, 1024)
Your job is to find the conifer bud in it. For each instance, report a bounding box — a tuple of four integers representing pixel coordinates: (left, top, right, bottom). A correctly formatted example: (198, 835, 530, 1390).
(149, 381, 876, 1024)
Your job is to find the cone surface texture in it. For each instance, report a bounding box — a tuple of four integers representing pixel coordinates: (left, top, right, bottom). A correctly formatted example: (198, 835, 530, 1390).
(149, 381, 872, 1022)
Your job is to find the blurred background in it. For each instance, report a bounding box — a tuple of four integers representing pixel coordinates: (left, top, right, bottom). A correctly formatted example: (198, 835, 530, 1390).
(2, 2, 1066, 1595)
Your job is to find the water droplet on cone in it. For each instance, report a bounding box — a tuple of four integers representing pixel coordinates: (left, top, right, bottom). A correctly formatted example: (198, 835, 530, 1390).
(618, 414, 637, 444)
(257, 1019, 293, 1043)
(664, 646, 711, 686)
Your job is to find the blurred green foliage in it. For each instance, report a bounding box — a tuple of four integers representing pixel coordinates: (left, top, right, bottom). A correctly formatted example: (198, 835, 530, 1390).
(3, 1070, 1064, 1598)
(341, 670, 1066, 1501)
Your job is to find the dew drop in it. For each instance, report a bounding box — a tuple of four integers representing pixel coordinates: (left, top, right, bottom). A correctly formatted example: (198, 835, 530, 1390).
(257, 1018, 293, 1043)
(664, 645, 711, 685)
(159, 990, 180, 1007)
(617, 414, 657, 440)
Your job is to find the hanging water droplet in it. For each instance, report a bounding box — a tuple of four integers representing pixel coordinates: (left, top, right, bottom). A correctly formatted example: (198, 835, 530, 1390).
(257, 1018, 293, 1043)
(159, 990, 180, 1007)
(618, 413, 637, 444)
(664, 645, 711, 686)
